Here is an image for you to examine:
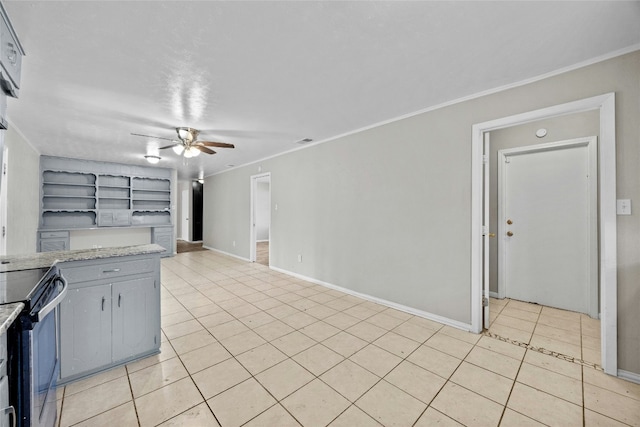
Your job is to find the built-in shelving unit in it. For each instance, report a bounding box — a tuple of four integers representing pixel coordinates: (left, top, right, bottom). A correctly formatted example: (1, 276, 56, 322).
(98, 175, 131, 210)
(38, 156, 174, 256)
(41, 171, 97, 228)
(131, 177, 171, 225)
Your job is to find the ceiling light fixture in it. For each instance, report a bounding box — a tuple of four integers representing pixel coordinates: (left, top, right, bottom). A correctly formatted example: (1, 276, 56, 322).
(144, 155, 161, 164)
(172, 145, 184, 155)
(183, 146, 201, 158)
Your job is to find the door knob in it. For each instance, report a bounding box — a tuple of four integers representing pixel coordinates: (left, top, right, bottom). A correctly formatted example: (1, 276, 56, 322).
(507, 231, 514, 237)
(507, 219, 513, 225)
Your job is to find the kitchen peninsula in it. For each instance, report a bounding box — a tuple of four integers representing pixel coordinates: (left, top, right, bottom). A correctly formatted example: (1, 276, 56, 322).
(0, 244, 164, 383)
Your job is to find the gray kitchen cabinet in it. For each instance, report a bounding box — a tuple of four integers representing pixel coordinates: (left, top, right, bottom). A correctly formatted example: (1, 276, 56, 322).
(97, 209, 131, 227)
(0, 330, 12, 427)
(58, 253, 161, 383)
(0, 3, 24, 98)
(38, 231, 70, 252)
(38, 156, 174, 255)
(151, 226, 173, 257)
(112, 276, 158, 362)
(59, 284, 112, 379)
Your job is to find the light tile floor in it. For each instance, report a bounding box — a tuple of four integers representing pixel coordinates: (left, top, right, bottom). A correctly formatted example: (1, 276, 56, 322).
(488, 297, 603, 367)
(55, 250, 640, 426)
(256, 241, 269, 266)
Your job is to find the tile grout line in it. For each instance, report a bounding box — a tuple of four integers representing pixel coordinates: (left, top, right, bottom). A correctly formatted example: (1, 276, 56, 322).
(123, 365, 142, 427)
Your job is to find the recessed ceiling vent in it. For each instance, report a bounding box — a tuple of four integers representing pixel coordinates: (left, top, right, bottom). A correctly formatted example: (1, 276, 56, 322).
(296, 138, 313, 145)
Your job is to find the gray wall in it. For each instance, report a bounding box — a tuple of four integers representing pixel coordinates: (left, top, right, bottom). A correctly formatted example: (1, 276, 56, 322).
(5, 124, 39, 255)
(488, 111, 600, 294)
(203, 51, 640, 374)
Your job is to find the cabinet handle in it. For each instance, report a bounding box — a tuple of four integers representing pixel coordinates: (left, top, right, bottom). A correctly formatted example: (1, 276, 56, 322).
(7, 42, 16, 66)
(103, 268, 121, 273)
(118, 293, 122, 307)
(101, 297, 105, 311)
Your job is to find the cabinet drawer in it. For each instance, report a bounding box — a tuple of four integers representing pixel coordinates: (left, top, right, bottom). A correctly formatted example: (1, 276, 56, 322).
(40, 231, 69, 239)
(40, 240, 67, 252)
(63, 258, 155, 285)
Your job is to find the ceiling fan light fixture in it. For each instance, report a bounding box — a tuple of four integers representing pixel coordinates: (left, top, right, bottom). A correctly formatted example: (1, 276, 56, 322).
(144, 155, 161, 164)
(177, 128, 190, 140)
(172, 145, 184, 155)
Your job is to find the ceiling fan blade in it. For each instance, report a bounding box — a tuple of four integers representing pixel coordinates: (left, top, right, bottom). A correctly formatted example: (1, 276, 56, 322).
(195, 146, 216, 155)
(196, 141, 235, 149)
(159, 143, 181, 150)
(131, 133, 176, 142)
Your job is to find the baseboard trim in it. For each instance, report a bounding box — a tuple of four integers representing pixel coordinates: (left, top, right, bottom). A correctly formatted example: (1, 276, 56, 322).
(203, 245, 250, 262)
(617, 369, 640, 384)
(270, 266, 473, 332)
(256, 239, 269, 243)
(489, 291, 499, 298)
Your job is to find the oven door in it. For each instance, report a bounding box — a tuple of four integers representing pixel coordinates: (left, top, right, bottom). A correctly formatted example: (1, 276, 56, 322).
(29, 307, 59, 427)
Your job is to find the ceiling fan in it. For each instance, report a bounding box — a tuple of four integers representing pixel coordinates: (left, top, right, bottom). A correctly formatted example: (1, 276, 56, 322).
(132, 127, 235, 158)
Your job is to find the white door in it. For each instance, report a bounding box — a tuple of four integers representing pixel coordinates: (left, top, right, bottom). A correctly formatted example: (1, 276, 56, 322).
(180, 189, 189, 241)
(249, 173, 270, 263)
(0, 147, 7, 255)
(498, 138, 598, 317)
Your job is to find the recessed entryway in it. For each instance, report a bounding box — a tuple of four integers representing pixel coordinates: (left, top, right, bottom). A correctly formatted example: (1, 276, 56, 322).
(471, 93, 617, 375)
(250, 173, 271, 266)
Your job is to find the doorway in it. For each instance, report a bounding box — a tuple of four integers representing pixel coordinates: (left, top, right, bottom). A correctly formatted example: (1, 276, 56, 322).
(250, 173, 271, 265)
(192, 181, 203, 242)
(180, 188, 190, 241)
(471, 93, 617, 375)
(497, 138, 598, 318)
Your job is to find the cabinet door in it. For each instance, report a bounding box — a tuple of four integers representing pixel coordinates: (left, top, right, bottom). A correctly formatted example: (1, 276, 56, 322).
(59, 285, 111, 380)
(112, 277, 159, 362)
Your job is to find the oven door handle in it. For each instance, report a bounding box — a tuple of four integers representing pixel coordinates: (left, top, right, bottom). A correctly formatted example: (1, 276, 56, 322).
(37, 276, 68, 322)
(2, 405, 16, 427)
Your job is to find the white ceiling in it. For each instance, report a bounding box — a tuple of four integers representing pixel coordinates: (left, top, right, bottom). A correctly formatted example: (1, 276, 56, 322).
(4, 1, 640, 180)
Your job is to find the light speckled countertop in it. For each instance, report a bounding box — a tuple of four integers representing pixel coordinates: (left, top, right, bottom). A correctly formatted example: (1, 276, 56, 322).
(0, 244, 165, 273)
(0, 302, 24, 334)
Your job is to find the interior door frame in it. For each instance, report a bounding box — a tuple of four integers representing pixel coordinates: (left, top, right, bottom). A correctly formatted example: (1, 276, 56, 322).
(471, 92, 617, 376)
(497, 137, 599, 318)
(249, 172, 271, 263)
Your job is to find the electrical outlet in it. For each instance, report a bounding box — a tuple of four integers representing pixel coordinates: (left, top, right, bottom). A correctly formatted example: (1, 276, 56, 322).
(297, 254, 302, 262)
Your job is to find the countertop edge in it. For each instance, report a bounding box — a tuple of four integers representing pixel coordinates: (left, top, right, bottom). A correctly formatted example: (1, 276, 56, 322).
(0, 302, 24, 335)
(0, 244, 165, 273)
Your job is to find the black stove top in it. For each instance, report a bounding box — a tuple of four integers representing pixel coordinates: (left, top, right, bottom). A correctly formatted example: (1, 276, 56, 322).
(0, 267, 52, 305)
